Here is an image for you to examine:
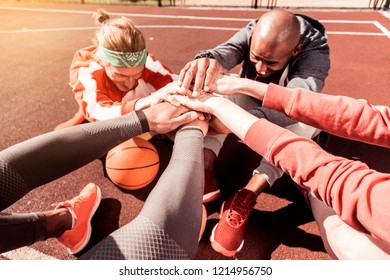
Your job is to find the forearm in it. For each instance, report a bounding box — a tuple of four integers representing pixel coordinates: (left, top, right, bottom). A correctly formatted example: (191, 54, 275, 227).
(213, 75, 268, 100)
(208, 22, 254, 70)
(211, 97, 258, 140)
(263, 83, 390, 148)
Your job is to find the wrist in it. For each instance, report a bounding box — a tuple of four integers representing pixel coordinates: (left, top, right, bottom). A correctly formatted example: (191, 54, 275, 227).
(194, 50, 214, 60)
(208, 95, 228, 115)
(135, 110, 150, 133)
(133, 97, 145, 111)
(240, 78, 267, 101)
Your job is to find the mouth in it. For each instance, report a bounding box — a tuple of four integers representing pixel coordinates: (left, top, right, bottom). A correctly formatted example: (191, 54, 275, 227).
(257, 71, 270, 78)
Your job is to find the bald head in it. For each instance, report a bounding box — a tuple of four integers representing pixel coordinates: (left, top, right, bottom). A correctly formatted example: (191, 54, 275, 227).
(253, 10, 301, 50)
(249, 10, 302, 78)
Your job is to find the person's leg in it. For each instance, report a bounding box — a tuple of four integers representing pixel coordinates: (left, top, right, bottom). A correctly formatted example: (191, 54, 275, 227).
(203, 135, 225, 203)
(210, 105, 312, 256)
(0, 112, 144, 211)
(202, 94, 262, 204)
(310, 193, 390, 260)
(0, 210, 69, 254)
(0, 183, 101, 254)
(81, 126, 206, 260)
(0, 112, 142, 254)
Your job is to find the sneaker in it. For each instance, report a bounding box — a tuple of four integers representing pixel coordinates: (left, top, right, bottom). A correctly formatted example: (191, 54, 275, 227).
(52, 183, 101, 254)
(203, 169, 221, 203)
(210, 188, 257, 257)
(198, 204, 207, 241)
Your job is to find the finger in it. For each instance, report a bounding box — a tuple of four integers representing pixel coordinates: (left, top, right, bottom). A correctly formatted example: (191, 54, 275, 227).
(192, 58, 208, 97)
(179, 62, 198, 93)
(197, 112, 205, 120)
(150, 95, 165, 106)
(165, 94, 181, 107)
(178, 62, 191, 86)
(204, 60, 220, 92)
(175, 95, 196, 110)
(171, 111, 199, 130)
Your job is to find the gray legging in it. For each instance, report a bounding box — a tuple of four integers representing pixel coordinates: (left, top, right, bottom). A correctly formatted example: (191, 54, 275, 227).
(0, 111, 204, 259)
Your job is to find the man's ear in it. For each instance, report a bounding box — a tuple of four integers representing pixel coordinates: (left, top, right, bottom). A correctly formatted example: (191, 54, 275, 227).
(292, 43, 303, 56)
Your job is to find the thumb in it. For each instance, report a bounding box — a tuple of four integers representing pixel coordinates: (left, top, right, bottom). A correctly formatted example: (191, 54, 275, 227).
(172, 111, 198, 128)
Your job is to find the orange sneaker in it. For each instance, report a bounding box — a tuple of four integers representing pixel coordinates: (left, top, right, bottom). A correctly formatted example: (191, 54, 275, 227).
(203, 169, 221, 203)
(52, 183, 101, 254)
(210, 188, 257, 257)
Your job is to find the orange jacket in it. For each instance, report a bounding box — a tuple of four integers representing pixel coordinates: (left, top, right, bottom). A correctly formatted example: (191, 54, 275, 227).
(66, 45, 175, 125)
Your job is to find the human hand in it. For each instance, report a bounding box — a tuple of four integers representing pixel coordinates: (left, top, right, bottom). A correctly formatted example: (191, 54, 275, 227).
(211, 74, 268, 101)
(178, 58, 226, 97)
(143, 101, 202, 134)
(172, 93, 219, 115)
(134, 82, 181, 110)
(209, 74, 241, 95)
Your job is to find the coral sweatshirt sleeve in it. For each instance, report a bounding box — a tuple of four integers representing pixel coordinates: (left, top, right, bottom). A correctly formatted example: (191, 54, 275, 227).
(244, 83, 390, 242)
(263, 83, 390, 148)
(69, 45, 175, 122)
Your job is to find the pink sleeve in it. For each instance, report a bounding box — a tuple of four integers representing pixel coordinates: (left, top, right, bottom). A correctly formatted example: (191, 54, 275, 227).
(263, 83, 390, 148)
(244, 119, 390, 243)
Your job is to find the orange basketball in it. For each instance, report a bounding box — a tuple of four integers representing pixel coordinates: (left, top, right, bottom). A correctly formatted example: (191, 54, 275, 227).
(105, 137, 160, 190)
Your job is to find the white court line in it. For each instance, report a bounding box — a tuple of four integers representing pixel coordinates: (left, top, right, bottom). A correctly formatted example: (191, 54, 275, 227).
(373, 21, 390, 38)
(0, 25, 388, 37)
(1, 5, 389, 38)
(0, 26, 97, 33)
(1, 247, 58, 260)
(0, 6, 253, 21)
(1, 6, 389, 24)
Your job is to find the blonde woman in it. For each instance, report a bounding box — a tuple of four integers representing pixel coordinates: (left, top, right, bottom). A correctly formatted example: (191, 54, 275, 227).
(55, 9, 176, 130)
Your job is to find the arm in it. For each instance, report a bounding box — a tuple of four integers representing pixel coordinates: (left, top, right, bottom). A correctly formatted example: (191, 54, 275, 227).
(263, 84, 390, 148)
(207, 75, 390, 148)
(0, 102, 198, 210)
(284, 14, 330, 92)
(244, 118, 390, 244)
(208, 20, 255, 71)
(177, 93, 390, 243)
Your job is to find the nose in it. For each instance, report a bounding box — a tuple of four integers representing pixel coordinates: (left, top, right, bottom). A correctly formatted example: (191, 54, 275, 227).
(255, 60, 268, 75)
(124, 76, 135, 89)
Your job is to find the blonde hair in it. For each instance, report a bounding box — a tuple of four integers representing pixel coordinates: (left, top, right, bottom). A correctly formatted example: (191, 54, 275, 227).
(93, 9, 146, 52)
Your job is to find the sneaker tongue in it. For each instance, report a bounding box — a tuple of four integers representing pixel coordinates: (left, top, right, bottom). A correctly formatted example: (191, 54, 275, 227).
(228, 189, 256, 226)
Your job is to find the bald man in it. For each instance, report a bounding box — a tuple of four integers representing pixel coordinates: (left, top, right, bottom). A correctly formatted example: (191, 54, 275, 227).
(178, 9, 330, 257)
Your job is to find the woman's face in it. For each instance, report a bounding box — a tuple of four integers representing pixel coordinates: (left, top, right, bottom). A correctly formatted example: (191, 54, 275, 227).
(104, 63, 145, 92)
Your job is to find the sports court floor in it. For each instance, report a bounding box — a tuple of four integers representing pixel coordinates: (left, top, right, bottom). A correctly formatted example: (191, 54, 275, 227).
(0, 1, 389, 260)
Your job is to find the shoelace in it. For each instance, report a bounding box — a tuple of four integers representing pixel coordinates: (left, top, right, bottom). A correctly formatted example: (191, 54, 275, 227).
(52, 193, 85, 209)
(227, 191, 256, 227)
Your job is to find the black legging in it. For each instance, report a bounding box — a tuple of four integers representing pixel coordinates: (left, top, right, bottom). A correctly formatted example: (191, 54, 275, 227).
(0, 111, 204, 259)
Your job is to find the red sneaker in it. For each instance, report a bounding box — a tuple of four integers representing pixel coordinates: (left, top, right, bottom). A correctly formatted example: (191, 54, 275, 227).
(203, 169, 220, 203)
(52, 183, 101, 254)
(210, 188, 257, 257)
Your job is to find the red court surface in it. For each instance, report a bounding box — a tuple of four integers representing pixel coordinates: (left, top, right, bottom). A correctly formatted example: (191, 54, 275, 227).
(0, 2, 389, 260)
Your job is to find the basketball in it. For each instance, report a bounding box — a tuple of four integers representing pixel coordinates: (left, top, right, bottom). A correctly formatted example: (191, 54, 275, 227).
(105, 137, 160, 190)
